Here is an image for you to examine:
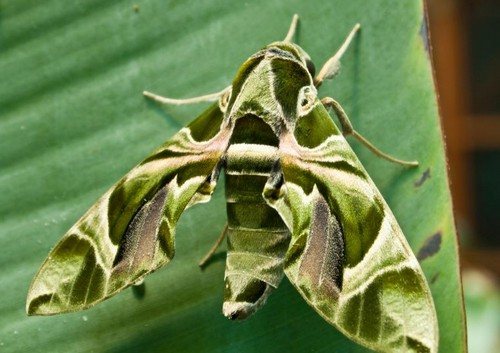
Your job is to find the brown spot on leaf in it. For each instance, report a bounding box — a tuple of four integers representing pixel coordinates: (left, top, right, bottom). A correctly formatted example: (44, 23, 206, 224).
(419, 11, 431, 57)
(414, 168, 431, 187)
(417, 231, 442, 261)
(430, 272, 440, 284)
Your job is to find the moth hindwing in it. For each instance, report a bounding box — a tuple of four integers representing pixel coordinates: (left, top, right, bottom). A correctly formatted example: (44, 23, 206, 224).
(28, 14, 438, 353)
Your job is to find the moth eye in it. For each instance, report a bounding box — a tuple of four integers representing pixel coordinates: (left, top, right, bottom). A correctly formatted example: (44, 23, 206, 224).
(305, 59, 316, 77)
(297, 86, 317, 116)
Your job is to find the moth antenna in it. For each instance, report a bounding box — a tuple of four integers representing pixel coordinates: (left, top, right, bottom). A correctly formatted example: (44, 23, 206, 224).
(315, 23, 361, 86)
(331, 23, 361, 64)
(283, 14, 299, 43)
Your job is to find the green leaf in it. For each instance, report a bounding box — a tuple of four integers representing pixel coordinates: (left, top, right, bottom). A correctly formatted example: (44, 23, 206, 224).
(0, 0, 466, 352)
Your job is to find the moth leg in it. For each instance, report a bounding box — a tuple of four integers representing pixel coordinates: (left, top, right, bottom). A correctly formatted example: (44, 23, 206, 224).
(322, 97, 419, 167)
(283, 14, 299, 43)
(143, 85, 231, 106)
(198, 224, 228, 267)
(314, 23, 360, 87)
(263, 160, 285, 201)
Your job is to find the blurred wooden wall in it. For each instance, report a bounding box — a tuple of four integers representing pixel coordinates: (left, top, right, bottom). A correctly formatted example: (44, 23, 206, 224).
(427, 0, 500, 276)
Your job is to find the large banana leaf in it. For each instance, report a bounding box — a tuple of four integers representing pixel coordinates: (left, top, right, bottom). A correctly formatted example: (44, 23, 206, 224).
(0, 0, 466, 352)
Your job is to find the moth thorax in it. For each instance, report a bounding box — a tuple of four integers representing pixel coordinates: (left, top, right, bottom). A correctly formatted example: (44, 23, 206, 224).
(229, 114, 280, 147)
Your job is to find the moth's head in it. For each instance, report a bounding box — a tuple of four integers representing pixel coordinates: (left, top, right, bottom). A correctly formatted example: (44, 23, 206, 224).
(223, 42, 318, 130)
(269, 41, 316, 78)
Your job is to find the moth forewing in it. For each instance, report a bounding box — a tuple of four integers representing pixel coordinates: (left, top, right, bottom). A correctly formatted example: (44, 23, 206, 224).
(265, 103, 438, 353)
(27, 103, 230, 315)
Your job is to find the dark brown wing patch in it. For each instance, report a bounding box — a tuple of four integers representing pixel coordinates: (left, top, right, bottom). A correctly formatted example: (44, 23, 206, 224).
(112, 184, 169, 278)
(298, 192, 344, 295)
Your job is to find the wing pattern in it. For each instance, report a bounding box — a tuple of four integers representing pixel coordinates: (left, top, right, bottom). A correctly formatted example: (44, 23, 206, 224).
(265, 104, 438, 353)
(27, 104, 230, 315)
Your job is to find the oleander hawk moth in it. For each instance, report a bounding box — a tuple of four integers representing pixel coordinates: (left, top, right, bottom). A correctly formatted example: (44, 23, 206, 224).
(27, 15, 438, 353)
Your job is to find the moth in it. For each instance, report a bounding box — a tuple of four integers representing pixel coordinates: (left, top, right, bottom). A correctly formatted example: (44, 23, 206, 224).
(27, 15, 438, 353)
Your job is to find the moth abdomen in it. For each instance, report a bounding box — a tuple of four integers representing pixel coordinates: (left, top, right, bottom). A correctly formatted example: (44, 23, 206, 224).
(222, 223, 289, 320)
(223, 130, 290, 319)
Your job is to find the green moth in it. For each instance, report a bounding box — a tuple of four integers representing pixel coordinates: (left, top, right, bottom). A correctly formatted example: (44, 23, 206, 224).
(27, 15, 438, 353)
